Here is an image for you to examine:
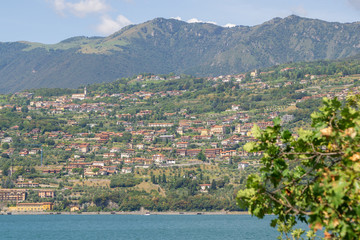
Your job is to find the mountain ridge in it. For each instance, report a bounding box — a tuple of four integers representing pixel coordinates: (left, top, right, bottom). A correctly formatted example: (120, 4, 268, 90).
(1, 15, 360, 93)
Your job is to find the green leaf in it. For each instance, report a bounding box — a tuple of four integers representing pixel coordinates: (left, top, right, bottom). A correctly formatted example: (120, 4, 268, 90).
(310, 111, 323, 119)
(270, 219, 278, 228)
(236, 188, 256, 209)
(353, 162, 360, 172)
(251, 124, 262, 138)
(273, 117, 281, 126)
(297, 128, 312, 140)
(281, 130, 292, 141)
(243, 142, 257, 152)
(238, 95, 360, 238)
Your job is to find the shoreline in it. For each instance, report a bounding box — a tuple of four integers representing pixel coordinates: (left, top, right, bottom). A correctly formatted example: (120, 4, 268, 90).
(1, 210, 250, 216)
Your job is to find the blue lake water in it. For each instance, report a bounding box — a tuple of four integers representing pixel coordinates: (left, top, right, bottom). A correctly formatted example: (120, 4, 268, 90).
(0, 214, 307, 240)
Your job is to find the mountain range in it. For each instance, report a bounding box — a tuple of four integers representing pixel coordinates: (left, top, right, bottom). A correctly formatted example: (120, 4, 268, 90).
(1, 15, 360, 93)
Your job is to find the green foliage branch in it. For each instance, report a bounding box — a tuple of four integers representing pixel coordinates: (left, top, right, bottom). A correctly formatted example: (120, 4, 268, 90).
(237, 96, 360, 239)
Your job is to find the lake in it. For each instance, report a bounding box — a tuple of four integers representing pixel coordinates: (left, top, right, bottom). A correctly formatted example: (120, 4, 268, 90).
(0, 214, 307, 240)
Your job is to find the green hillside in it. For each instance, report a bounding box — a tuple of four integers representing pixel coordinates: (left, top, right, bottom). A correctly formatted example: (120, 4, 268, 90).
(1, 15, 360, 93)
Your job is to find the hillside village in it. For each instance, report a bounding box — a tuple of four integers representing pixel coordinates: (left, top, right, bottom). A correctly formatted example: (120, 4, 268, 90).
(0, 61, 360, 213)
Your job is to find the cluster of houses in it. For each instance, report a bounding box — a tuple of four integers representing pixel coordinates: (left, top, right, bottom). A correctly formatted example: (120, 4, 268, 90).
(0, 188, 55, 201)
(3, 70, 315, 182)
(1, 71, 358, 212)
(14, 87, 186, 114)
(1, 74, 358, 167)
(0, 96, 276, 178)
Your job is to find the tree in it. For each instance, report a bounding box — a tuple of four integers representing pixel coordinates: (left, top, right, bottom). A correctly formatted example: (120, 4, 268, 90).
(14, 166, 25, 178)
(151, 175, 157, 184)
(120, 132, 132, 143)
(197, 151, 206, 162)
(237, 96, 360, 239)
(2, 143, 9, 149)
(30, 167, 36, 174)
(2, 177, 14, 188)
(110, 175, 141, 188)
(46, 139, 55, 146)
(21, 106, 28, 113)
(162, 173, 167, 183)
(72, 168, 84, 176)
(210, 179, 217, 190)
(1, 164, 10, 176)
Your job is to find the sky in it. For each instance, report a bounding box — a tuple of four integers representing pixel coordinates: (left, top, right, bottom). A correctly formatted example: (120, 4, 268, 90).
(0, 0, 359, 44)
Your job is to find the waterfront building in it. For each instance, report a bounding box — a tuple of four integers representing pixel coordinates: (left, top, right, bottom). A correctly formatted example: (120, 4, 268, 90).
(9, 202, 53, 212)
(0, 189, 27, 202)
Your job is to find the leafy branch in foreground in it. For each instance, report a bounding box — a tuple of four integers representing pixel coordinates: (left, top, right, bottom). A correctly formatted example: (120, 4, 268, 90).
(237, 96, 360, 239)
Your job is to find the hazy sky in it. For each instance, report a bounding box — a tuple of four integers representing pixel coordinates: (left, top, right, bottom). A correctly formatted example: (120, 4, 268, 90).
(1, 0, 360, 44)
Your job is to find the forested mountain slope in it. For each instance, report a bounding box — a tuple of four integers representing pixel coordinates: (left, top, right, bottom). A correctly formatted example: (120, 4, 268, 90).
(1, 15, 360, 93)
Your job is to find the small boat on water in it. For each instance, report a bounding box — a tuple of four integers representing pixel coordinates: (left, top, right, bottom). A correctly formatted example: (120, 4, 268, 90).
(145, 212, 151, 215)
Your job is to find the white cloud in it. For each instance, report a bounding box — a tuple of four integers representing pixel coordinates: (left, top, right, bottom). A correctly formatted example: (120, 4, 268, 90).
(171, 16, 182, 21)
(187, 18, 217, 25)
(96, 15, 132, 35)
(187, 18, 202, 23)
(348, 0, 360, 11)
(52, 0, 66, 14)
(207, 21, 217, 25)
(48, 0, 132, 36)
(224, 23, 236, 28)
(51, 0, 109, 17)
(291, 5, 308, 16)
